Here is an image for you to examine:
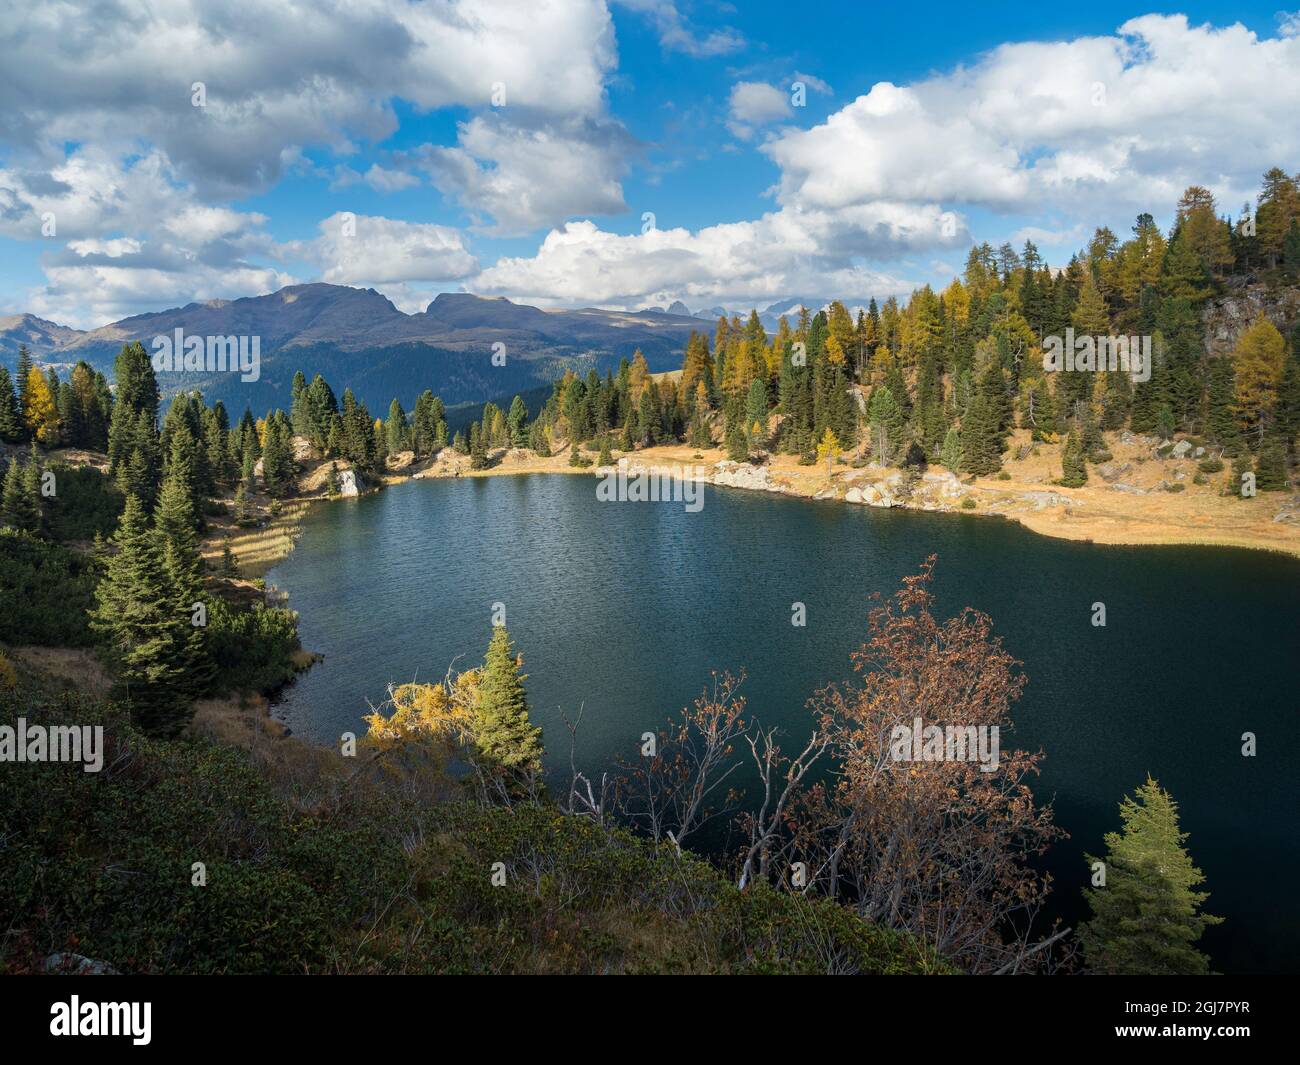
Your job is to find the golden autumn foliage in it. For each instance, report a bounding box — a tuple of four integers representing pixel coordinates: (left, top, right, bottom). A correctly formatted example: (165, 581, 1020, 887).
(1232, 314, 1286, 433)
(24, 368, 60, 446)
(816, 427, 841, 476)
(363, 668, 481, 753)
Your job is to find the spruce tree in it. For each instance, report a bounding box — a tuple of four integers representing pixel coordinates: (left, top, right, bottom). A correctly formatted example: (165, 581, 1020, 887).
(528, 420, 551, 456)
(14, 346, 32, 443)
(506, 395, 529, 446)
(473, 626, 543, 773)
(385, 398, 408, 454)
(961, 393, 1003, 475)
(724, 417, 748, 462)
(1080, 777, 1222, 975)
(867, 385, 904, 464)
(939, 426, 963, 472)
(1205, 357, 1243, 453)
(1255, 437, 1289, 491)
(91, 494, 192, 735)
(107, 342, 159, 472)
(0, 367, 21, 443)
(1060, 430, 1088, 487)
(470, 423, 489, 469)
(156, 441, 215, 697)
(2, 457, 39, 532)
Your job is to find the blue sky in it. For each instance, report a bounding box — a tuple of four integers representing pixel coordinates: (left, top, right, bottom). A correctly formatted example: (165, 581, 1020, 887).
(1, 1, 1297, 327)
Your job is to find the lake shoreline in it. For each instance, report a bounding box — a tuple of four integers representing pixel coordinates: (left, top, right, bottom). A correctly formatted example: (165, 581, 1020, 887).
(393, 434, 1300, 560)
(209, 429, 1300, 577)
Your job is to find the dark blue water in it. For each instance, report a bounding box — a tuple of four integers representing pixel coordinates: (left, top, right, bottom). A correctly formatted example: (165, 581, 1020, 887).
(266, 474, 1300, 973)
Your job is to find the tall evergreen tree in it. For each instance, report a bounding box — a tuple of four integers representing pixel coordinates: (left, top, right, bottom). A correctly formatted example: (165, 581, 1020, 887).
(107, 342, 159, 473)
(0, 367, 21, 443)
(1080, 777, 1222, 975)
(473, 626, 543, 773)
(14, 346, 33, 443)
(938, 426, 963, 472)
(156, 438, 215, 696)
(1060, 430, 1088, 487)
(1, 455, 40, 532)
(91, 495, 192, 735)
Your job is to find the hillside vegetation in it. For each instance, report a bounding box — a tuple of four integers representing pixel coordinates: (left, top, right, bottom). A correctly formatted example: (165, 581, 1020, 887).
(0, 677, 945, 975)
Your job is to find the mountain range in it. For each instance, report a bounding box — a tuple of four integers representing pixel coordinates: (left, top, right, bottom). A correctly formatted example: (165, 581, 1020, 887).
(0, 284, 780, 415)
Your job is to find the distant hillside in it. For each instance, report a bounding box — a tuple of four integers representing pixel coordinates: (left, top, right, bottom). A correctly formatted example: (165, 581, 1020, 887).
(0, 314, 85, 364)
(0, 284, 706, 414)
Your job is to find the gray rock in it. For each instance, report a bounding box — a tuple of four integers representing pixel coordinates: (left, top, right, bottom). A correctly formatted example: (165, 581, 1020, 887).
(1111, 483, 1147, 494)
(1096, 461, 1132, 483)
(1171, 440, 1193, 458)
(44, 953, 118, 975)
(1020, 490, 1076, 510)
(710, 461, 784, 493)
(920, 470, 965, 499)
(337, 469, 359, 497)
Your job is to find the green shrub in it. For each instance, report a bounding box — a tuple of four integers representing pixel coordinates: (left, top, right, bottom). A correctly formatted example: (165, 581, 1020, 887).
(0, 530, 97, 646)
(207, 598, 302, 694)
(0, 686, 948, 976)
(45, 466, 123, 542)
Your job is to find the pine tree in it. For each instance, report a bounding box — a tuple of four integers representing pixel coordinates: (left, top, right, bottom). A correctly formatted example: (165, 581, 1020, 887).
(724, 414, 748, 462)
(1205, 357, 1243, 453)
(91, 495, 192, 735)
(385, 398, 408, 454)
(744, 378, 768, 448)
(473, 626, 543, 773)
(1060, 430, 1088, 487)
(597, 435, 613, 466)
(1283, 219, 1300, 279)
(0, 367, 22, 443)
(506, 395, 529, 447)
(867, 385, 904, 464)
(156, 440, 214, 697)
(2, 457, 39, 532)
(528, 420, 552, 456)
(14, 346, 32, 443)
(566, 430, 590, 467)
(1276, 346, 1300, 446)
(939, 426, 963, 472)
(961, 392, 1003, 476)
(1255, 436, 1289, 491)
(107, 342, 159, 473)
(220, 539, 239, 577)
(1080, 777, 1222, 975)
(260, 414, 297, 495)
(470, 423, 489, 469)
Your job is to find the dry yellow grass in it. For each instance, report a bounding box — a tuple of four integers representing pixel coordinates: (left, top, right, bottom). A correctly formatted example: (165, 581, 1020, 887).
(201, 500, 310, 578)
(3, 646, 114, 699)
